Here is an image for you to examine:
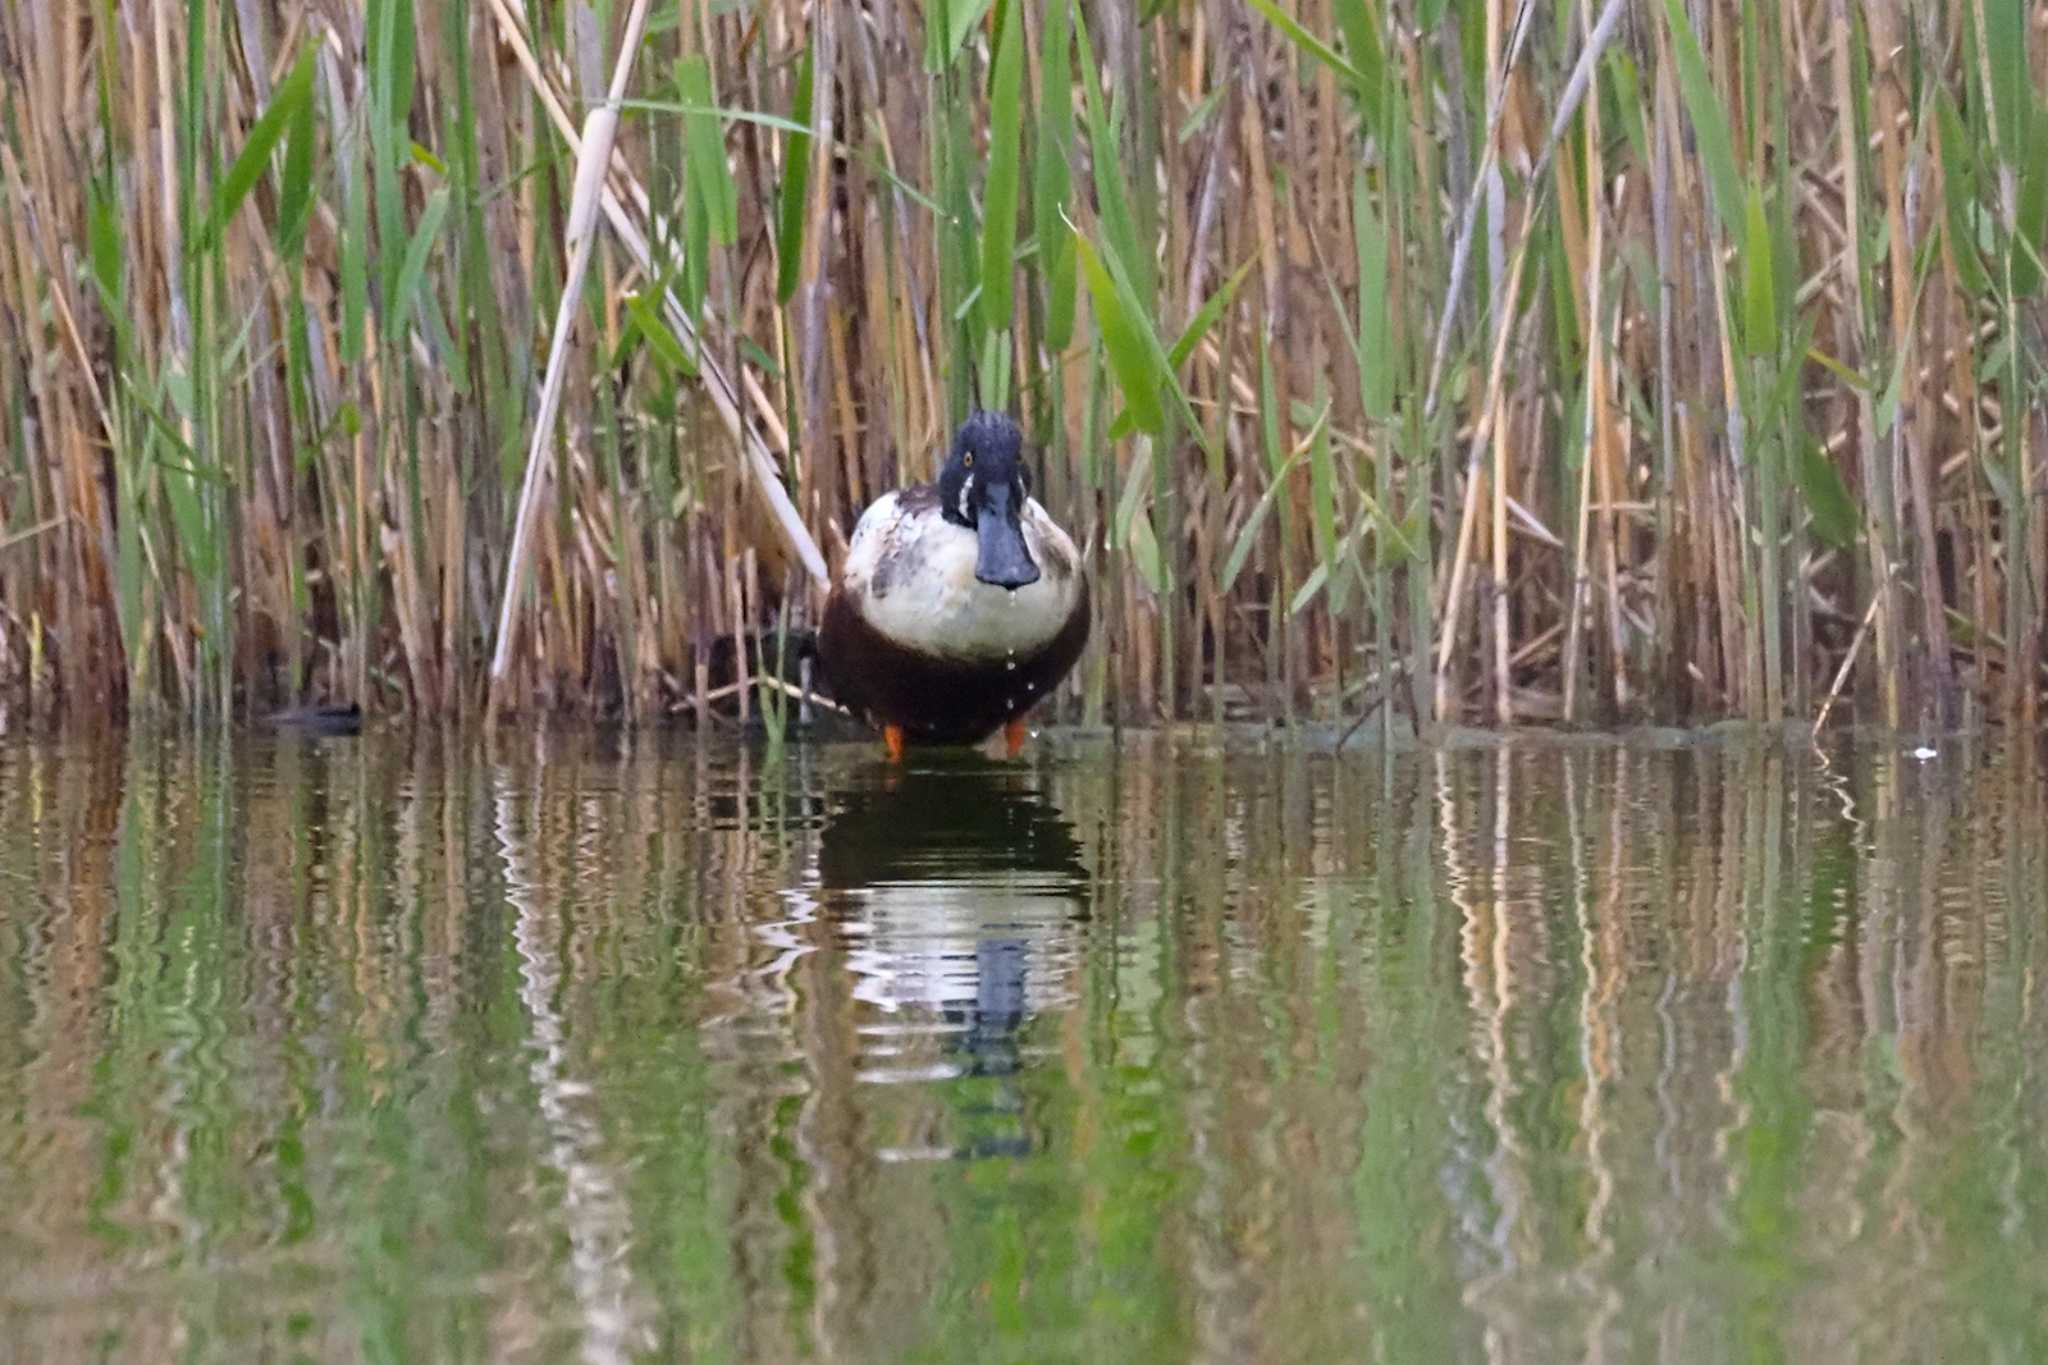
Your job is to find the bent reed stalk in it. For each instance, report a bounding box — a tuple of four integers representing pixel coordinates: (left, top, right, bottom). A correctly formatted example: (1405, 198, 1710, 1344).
(1, 0, 2044, 733)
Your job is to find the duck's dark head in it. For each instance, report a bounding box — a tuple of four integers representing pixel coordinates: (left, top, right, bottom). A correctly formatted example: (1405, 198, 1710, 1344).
(938, 410, 1040, 591)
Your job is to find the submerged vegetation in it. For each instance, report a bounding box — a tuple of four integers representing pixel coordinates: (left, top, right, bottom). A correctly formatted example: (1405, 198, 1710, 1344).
(0, 0, 2044, 731)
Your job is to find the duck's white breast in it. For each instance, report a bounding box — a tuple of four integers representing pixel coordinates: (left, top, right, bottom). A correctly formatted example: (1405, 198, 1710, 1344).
(842, 492, 1083, 662)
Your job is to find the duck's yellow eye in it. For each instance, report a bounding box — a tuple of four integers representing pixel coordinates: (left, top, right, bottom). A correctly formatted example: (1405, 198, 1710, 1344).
(962, 453, 974, 468)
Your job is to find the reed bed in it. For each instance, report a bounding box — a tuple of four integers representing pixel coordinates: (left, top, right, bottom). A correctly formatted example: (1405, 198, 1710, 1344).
(1, 0, 2044, 731)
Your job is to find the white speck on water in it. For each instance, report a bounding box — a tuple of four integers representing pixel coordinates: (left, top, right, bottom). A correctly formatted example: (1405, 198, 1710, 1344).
(1004, 656, 1017, 672)
(1911, 745, 1937, 761)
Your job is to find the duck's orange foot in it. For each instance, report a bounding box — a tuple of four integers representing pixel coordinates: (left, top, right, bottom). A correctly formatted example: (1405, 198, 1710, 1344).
(883, 724, 906, 762)
(1003, 717, 1029, 758)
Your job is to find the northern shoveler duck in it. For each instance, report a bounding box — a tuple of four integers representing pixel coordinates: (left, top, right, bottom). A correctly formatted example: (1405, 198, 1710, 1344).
(820, 411, 1090, 759)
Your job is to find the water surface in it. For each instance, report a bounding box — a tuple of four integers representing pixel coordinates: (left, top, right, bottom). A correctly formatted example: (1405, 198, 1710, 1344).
(2, 728, 2045, 1362)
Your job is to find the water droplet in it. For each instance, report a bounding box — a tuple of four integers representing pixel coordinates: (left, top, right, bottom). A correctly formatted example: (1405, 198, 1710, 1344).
(1005, 658, 1017, 672)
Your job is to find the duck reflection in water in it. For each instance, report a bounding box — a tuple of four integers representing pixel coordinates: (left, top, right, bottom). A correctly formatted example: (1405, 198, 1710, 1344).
(817, 753, 1088, 1160)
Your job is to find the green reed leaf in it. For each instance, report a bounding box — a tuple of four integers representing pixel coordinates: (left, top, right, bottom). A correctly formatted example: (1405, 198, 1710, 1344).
(1980, 0, 2031, 169)
(2013, 131, 2048, 297)
(1741, 183, 1776, 357)
(1308, 398, 1338, 580)
(678, 56, 738, 246)
(200, 42, 316, 252)
(1035, 0, 1077, 349)
(1128, 506, 1165, 594)
(631, 289, 696, 380)
(1246, 0, 1370, 101)
(1660, 0, 1743, 241)
(1220, 449, 1307, 596)
(1072, 5, 1150, 307)
(386, 187, 448, 342)
(1355, 170, 1393, 421)
(1073, 230, 1162, 435)
(945, 0, 996, 69)
(1108, 255, 1252, 439)
(1794, 434, 1856, 550)
(87, 179, 123, 317)
(339, 151, 367, 364)
(775, 42, 815, 305)
(274, 61, 318, 260)
(979, 0, 1025, 330)
(1331, 0, 1387, 119)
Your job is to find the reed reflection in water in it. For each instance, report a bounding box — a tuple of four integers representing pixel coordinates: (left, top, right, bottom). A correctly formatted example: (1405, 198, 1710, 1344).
(0, 729, 2044, 1362)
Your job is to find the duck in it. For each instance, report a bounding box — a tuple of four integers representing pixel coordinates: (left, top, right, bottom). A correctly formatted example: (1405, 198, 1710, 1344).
(820, 411, 1090, 759)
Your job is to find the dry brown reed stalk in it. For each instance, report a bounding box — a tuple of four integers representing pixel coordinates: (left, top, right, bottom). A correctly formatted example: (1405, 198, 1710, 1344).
(0, 0, 2044, 734)
(487, 0, 655, 723)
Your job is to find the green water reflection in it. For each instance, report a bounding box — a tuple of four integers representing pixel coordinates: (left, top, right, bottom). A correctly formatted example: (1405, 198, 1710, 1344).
(1, 730, 2046, 1362)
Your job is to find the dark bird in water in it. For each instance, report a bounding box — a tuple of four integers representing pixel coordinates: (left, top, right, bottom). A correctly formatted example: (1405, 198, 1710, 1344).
(265, 702, 363, 736)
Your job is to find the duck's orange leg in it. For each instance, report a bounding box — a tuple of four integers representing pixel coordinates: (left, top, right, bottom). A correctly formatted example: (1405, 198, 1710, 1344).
(883, 724, 906, 761)
(1003, 717, 1029, 758)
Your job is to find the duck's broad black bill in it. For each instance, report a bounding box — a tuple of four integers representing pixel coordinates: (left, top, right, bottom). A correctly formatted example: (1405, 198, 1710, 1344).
(974, 481, 1040, 590)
